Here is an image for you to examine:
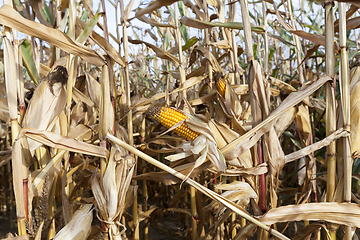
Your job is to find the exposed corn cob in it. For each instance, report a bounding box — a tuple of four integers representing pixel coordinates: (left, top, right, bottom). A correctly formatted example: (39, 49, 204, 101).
(148, 107, 200, 141)
(214, 72, 226, 97)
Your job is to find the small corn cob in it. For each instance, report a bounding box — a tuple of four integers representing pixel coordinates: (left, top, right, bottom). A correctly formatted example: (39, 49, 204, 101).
(148, 107, 200, 141)
(214, 72, 226, 97)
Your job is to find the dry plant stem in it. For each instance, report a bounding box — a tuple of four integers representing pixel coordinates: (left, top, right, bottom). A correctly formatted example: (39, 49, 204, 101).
(203, 0, 213, 86)
(106, 133, 291, 240)
(56, 0, 61, 60)
(324, 0, 337, 203)
(141, 117, 149, 240)
(174, 2, 186, 99)
(120, 1, 137, 238)
(239, 0, 265, 219)
(229, 2, 237, 84)
(339, 3, 352, 240)
(4, 0, 24, 233)
(286, 0, 304, 84)
(239, 0, 254, 60)
(190, 186, 198, 240)
(324, 1, 338, 239)
(174, 3, 197, 239)
(262, 1, 269, 75)
(100, 0, 116, 128)
(66, 0, 77, 120)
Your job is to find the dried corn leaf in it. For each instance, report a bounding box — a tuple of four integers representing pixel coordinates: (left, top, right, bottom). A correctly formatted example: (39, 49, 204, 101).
(0, 5, 104, 66)
(211, 121, 252, 168)
(265, 127, 285, 179)
(260, 202, 360, 228)
(137, 15, 175, 28)
(293, 223, 331, 240)
(221, 76, 332, 159)
(53, 204, 93, 240)
(205, 182, 257, 212)
(133, 0, 177, 19)
(19, 128, 108, 158)
(223, 163, 268, 176)
(269, 77, 297, 94)
(128, 38, 179, 66)
(180, 16, 265, 33)
(85, 73, 101, 107)
(273, 107, 296, 137)
(91, 171, 109, 220)
(194, 46, 221, 72)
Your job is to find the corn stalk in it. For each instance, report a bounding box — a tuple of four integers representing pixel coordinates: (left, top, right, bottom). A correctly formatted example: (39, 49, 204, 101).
(339, 2, 352, 240)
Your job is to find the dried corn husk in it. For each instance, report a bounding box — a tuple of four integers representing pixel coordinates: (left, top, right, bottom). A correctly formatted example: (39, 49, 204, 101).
(91, 146, 135, 239)
(53, 204, 93, 240)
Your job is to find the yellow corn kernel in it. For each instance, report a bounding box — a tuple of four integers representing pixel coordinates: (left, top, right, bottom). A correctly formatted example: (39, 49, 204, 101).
(148, 107, 200, 141)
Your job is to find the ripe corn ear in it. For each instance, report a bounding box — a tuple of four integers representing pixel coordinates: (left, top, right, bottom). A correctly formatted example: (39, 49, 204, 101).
(214, 72, 226, 97)
(148, 107, 200, 141)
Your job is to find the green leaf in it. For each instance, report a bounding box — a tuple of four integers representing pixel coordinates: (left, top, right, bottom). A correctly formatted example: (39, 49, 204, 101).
(21, 39, 39, 84)
(76, 12, 104, 44)
(182, 37, 198, 51)
(178, 1, 185, 17)
(164, 30, 171, 50)
(180, 24, 189, 43)
(42, 2, 53, 25)
(80, 10, 88, 22)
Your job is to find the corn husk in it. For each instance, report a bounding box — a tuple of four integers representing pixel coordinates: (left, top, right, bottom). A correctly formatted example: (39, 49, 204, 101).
(53, 204, 93, 240)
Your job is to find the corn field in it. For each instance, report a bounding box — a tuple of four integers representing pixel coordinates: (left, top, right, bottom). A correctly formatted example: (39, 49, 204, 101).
(1, 0, 360, 239)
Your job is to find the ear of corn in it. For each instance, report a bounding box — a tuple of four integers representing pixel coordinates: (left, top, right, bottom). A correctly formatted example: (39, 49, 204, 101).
(214, 72, 226, 97)
(148, 107, 200, 141)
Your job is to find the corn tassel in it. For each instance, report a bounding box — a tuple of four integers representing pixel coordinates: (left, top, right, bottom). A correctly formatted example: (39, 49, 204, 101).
(148, 107, 200, 141)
